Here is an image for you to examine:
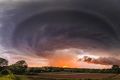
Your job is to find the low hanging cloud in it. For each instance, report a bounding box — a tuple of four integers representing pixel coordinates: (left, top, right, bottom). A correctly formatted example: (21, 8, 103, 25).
(79, 56, 120, 66)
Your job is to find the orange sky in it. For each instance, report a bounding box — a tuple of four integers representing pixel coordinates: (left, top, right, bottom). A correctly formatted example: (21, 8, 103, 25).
(0, 48, 112, 69)
(46, 52, 79, 68)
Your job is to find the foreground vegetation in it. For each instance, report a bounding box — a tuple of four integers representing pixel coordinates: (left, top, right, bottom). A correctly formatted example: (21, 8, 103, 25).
(0, 75, 28, 80)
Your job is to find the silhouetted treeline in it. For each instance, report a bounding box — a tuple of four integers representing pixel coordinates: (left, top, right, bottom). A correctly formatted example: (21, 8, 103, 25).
(27, 66, 120, 74)
(0, 57, 27, 75)
(0, 57, 120, 75)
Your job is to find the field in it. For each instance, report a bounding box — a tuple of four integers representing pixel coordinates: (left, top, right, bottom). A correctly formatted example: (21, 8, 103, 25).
(0, 72, 120, 80)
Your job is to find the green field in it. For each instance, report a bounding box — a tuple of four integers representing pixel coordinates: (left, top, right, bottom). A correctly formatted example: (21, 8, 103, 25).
(0, 72, 120, 80)
(0, 75, 28, 80)
(0, 75, 12, 80)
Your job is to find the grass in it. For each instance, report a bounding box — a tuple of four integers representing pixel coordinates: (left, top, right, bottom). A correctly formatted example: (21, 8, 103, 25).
(0, 70, 28, 80)
(0, 75, 14, 80)
(0, 75, 29, 80)
(0, 70, 15, 80)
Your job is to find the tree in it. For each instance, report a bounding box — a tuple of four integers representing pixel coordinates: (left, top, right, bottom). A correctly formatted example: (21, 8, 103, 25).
(112, 65, 119, 70)
(112, 65, 120, 73)
(0, 58, 8, 72)
(10, 60, 28, 74)
(0, 58, 8, 67)
(15, 60, 28, 67)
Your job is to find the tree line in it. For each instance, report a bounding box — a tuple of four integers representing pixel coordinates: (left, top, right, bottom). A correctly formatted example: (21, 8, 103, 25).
(0, 57, 120, 75)
(0, 57, 27, 75)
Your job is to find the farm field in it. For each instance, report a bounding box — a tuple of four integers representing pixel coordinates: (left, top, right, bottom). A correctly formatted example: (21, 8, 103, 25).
(26, 72, 120, 80)
(0, 72, 120, 80)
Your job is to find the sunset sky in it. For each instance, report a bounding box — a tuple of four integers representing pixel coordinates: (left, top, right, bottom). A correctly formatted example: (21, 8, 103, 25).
(0, 0, 120, 69)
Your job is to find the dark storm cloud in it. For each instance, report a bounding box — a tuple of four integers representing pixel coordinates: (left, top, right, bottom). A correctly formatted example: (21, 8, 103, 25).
(79, 56, 120, 66)
(0, 0, 120, 56)
(12, 10, 117, 54)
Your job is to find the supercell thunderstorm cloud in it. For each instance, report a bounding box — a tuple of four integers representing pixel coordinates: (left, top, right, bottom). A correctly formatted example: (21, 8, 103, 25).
(0, 0, 120, 68)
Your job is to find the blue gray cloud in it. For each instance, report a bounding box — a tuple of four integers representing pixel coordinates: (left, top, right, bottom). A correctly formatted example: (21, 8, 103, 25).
(0, 0, 120, 57)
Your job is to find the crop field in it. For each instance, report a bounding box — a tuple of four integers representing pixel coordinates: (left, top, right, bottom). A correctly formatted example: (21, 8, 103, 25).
(26, 73, 120, 80)
(0, 72, 120, 80)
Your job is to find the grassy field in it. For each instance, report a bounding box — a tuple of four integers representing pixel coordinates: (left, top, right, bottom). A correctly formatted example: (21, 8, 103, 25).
(0, 72, 120, 80)
(0, 75, 29, 80)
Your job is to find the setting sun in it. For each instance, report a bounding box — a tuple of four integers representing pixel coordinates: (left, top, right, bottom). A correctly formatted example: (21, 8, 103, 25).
(63, 66, 68, 68)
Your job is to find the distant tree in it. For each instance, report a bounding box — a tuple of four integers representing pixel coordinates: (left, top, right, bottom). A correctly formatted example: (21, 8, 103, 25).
(112, 65, 120, 73)
(112, 65, 119, 70)
(10, 60, 28, 74)
(15, 60, 28, 67)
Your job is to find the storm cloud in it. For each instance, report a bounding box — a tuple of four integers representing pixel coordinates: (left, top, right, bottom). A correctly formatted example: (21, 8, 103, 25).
(0, 0, 120, 67)
(79, 56, 120, 66)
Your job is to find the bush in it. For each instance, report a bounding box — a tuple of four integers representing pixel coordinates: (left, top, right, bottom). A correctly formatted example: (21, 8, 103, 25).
(0, 69, 9, 75)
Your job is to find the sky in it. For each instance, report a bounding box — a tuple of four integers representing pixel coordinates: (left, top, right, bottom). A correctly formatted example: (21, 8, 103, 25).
(0, 0, 120, 69)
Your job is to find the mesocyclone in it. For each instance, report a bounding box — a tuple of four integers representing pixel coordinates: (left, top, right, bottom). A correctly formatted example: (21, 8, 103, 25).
(0, 0, 120, 62)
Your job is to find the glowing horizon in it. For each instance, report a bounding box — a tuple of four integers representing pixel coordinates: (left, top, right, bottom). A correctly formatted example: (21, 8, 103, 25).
(0, 48, 113, 69)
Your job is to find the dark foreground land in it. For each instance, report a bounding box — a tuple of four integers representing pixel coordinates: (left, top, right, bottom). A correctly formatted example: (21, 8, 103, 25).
(25, 72, 120, 80)
(0, 72, 120, 80)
